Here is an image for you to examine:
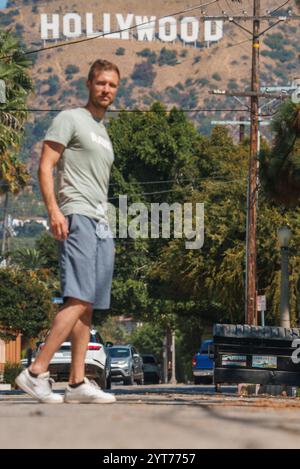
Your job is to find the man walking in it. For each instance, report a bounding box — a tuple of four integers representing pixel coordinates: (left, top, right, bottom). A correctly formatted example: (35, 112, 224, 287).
(16, 59, 120, 404)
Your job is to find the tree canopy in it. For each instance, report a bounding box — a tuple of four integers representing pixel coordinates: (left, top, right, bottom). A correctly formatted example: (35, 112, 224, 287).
(0, 268, 51, 340)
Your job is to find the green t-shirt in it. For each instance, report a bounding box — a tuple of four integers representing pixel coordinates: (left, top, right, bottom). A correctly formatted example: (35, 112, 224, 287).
(44, 107, 114, 222)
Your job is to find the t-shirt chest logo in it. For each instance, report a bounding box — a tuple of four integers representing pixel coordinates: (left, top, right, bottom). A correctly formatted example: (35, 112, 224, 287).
(90, 131, 112, 151)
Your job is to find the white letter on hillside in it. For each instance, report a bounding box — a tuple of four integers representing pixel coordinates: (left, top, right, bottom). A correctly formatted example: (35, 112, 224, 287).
(86, 13, 98, 38)
(116, 14, 134, 40)
(159, 17, 177, 42)
(41, 14, 59, 40)
(181, 17, 199, 43)
(135, 16, 156, 41)
(63, 13, 82, 38)
(103, 13, 121, 39)
(204, 20, 223, 42)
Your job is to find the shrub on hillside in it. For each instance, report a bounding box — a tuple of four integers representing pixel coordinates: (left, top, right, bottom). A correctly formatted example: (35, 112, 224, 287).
(131, 62, 156, 87)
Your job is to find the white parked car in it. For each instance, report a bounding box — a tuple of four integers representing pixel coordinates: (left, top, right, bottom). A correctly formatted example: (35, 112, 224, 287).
(22, 329, 112, 389)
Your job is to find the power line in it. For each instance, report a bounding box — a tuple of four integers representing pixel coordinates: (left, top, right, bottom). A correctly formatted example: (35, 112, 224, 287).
(0, 174, 248, 192)
(108, 180, 247, 199)
(221, 0, 251, 53)
(0, 0, 219, 60)
(270, 0, 291, 16)
(0, 178, 248, 210)
(0, 107, 278, 116)
(109, 175, 247, 186)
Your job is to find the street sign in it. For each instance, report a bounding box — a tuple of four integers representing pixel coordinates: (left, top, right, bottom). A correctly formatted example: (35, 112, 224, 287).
(257, 295, 266, 312)
(52, 297, 63, 304)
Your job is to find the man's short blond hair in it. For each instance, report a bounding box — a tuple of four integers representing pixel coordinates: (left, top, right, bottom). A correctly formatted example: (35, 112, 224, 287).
(88, 59, 120, 81)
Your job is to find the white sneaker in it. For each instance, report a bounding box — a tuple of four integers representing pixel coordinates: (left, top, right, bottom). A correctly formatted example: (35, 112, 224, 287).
(64, 378, 116, 404)
(15, 369, 64, 404)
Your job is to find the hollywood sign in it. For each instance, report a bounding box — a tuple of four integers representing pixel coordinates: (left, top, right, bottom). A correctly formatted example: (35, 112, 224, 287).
(40, 13, 224, 43)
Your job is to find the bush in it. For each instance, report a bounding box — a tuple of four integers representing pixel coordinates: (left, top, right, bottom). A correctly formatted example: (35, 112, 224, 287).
(261, 48, 294, 62)
(116, 47, 125, 56)
(131, 62, 156, 87)
(44, 75, 60, 96)
(15, 23, 24, 34)
(71, 77, 88, 100)
(196, 78, 209, 87)
(176, 82, 184, 91)
(228, 79, 238, 90)
(0, 268, 52, 340)
(264, 33, 289, 50)
(158, 48, 177, 66)
(4, 362, 24, 388)
(212, 73, 221, 81)
(137, 48, 157, 64)
(65, 64, 80, 75)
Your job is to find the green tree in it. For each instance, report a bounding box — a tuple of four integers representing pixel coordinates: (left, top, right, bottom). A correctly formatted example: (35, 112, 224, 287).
(108, 103, 205, 319)
(95, 315, 130, 344)
(0, 268, 51, 340)
(150, 126, 300, 326)
(0, 30, 33, 257)
(0, 30, 33, 152)
(15, 220, 46, 238)
(130, 322, 164, 359)
(260, 99, 300, 207)
(35, 231, 60, 277)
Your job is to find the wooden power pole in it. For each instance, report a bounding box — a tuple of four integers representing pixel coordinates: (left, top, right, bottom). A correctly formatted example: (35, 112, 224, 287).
(210, 4, 300, 325)
(246, 0, 260, 325)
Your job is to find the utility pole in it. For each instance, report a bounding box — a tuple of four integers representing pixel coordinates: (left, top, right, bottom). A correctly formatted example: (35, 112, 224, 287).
(163, 334, 168, 384)
(1, 192, 9, 258)
(209, 3, 300, 325)
(169, 330, 177, 385)
(247, 0, 260, 325)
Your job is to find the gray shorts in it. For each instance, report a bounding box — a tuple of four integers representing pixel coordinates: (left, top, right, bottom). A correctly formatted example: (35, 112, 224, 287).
(59, 214, 115, 309)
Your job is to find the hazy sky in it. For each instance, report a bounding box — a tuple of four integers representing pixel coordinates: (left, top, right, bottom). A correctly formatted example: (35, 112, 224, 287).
(0, 0, 7, 8)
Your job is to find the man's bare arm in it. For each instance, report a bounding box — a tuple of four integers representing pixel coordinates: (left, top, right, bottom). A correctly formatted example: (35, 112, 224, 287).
(38, 141, 69, 241)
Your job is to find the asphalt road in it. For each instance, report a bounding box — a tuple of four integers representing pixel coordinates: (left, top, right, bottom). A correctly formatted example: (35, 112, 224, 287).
(1, 383, 300, 449)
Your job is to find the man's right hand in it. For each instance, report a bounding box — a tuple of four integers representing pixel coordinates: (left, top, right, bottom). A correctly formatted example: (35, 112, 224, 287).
(50, 210, 69, 241)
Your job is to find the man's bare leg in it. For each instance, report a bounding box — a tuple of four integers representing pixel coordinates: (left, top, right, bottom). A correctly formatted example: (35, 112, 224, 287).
(69, 307, 93, 385)
(29, 298, 92, 375)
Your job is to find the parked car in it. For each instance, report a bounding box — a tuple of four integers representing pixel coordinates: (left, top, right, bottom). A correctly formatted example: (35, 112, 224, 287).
(23, 329, 112, 390)
(141, 354, 161, 384)
(192, 339, 214, 384)
(108, 345, 144, 385)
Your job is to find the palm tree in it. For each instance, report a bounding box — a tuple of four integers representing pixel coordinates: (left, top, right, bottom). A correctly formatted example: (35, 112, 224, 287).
(0, 30, 33, 257)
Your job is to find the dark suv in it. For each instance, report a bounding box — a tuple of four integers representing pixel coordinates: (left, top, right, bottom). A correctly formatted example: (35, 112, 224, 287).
(141, 354, 161, 384)
(108, 345, 144, 385)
